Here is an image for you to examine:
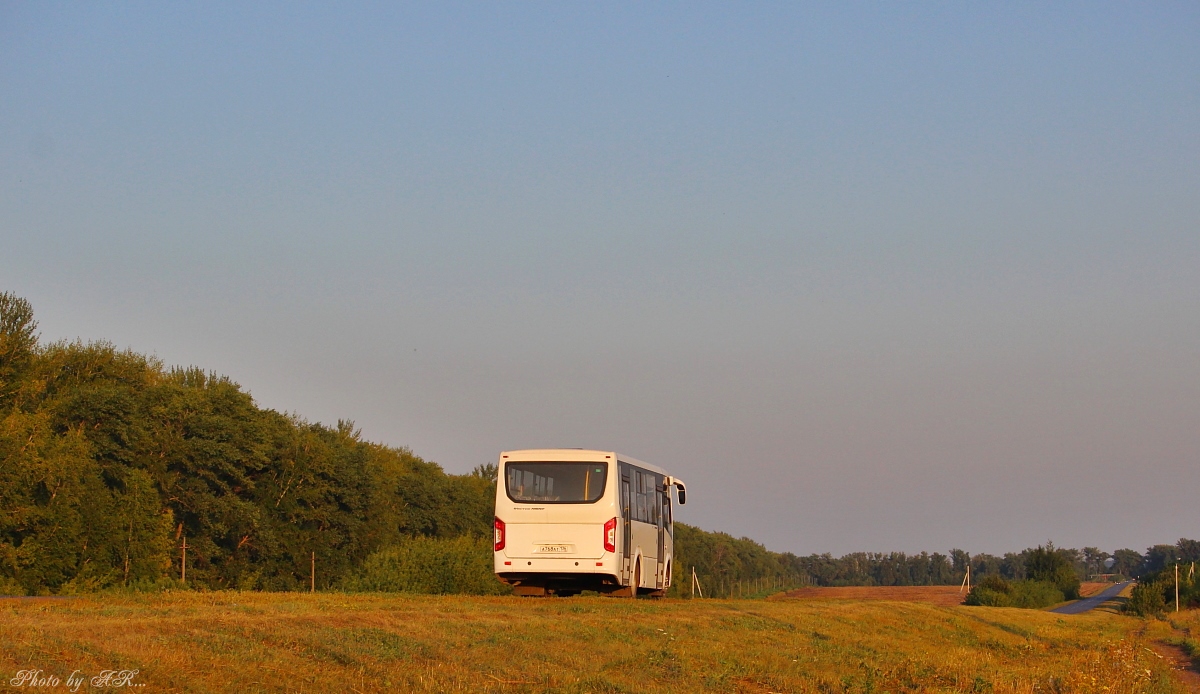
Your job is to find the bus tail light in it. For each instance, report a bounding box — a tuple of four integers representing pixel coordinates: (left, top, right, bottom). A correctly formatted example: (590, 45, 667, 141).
(603, 517, 616, 553)
(494, 517, 505, 551)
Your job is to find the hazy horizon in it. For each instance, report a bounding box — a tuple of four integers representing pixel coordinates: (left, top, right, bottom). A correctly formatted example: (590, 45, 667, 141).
(3, 3, 1197, 557)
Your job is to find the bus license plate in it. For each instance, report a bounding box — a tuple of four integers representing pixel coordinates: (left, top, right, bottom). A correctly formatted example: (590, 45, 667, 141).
(536, 544, 572, 554)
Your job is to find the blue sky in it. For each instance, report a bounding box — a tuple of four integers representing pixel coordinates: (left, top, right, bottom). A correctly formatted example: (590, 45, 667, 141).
(3, 2, 1198, 555)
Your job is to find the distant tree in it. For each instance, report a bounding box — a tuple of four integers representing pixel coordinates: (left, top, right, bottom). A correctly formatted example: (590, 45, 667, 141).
(1082, 547, 1110, 577)
(1000, 552, 1026, 580)
(1144, 545, 1180, 574)
(672, 524, 798, 596)
(1025, 543, 1080, 600)
(928, 552, 953, 584)
(1176, 539, 1200, 564)
(1111, 549, 1144, 578)
(949, 549, 970, 575)
(971, 553, 1002, 578)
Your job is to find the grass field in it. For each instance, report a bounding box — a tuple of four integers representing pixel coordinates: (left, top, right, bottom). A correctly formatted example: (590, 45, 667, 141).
(774, 585, 969, 607)
(0, 591, 1192, 693)
(773, 583, 1116, 609)
(771, 582, 1118, 609)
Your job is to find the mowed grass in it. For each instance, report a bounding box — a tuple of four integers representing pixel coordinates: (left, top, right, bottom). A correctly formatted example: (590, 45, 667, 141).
(774, 586, 968, 607)
(0, 591, 1188, 693)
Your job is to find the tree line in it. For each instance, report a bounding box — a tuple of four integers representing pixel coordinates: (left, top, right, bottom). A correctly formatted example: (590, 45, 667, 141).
(676, 534, 1200, 598)
(0, 293, 494, 595)
(1, 292, 1194, 597)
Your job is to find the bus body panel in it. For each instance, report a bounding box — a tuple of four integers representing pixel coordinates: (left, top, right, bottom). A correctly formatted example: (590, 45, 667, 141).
(629, 520, 660, 566)
(503, 522, 608, 559)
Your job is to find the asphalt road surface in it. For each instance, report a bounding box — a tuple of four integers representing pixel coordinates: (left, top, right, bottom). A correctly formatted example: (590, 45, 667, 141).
(1050, 581, 1131, 614)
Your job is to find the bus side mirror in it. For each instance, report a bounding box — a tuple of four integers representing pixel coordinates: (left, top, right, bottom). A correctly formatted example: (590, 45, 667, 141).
(671, 478, 686, 505)
(665, 476, 687, 505)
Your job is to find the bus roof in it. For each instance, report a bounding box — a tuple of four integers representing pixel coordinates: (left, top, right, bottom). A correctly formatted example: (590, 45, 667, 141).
(499, 449, 669, 476)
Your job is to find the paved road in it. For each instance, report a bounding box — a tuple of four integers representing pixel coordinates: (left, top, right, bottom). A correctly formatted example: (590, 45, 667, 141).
(1050, 581, 1131, 614)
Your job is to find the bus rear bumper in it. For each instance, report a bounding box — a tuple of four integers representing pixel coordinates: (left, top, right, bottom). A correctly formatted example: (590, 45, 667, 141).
(496, 556, 612, 572)
(495, 571, 622, 595)
(495, 556, 623, 594)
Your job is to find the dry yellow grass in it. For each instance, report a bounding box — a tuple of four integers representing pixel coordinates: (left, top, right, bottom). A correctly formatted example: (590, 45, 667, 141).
(0, 592, 1191, 693)
(774, 585, 968, 607)
(775, 583, 1117, 608)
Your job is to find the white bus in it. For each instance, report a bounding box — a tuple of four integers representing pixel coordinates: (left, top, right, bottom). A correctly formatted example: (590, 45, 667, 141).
(493, 449, 687, 597)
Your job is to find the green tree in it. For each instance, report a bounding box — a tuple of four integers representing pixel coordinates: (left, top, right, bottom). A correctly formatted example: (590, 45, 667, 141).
(1111, 548, 1144, 578)
(1082, 547, 1110, 577)
(1025, 543, 1080, 600)
(970, 553, 1002, 579)
(0, 411, 94, 593)
(1144, 544, 1179, 574)
(0, 293, 38, 404)
(950, 549, 971, 576)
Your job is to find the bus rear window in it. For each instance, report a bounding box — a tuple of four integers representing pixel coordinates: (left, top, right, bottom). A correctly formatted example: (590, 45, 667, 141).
(506, 462, 608, 504)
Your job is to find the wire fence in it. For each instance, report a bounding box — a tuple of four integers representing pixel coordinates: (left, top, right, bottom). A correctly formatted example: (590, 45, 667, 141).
(687, 571, 814, 599)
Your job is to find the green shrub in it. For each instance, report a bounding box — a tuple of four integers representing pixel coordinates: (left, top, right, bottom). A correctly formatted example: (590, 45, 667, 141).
(1008, 580, 1065, 608)
(1125, 565, 1199, 616)
(1175, 566, 1199, 609)
(1025, 544, 1080, 600)
(964, 587, 1011, 607)
(964, 577, 1063, 609)
(1126, 580, 1168, 618)
(965, 575, 1013, 606)
(343, 535, 509, 595)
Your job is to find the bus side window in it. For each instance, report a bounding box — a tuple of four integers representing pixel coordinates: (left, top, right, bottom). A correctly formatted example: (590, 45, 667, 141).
(632, 471, 640, 521)
(635, 472, 645, 522)
(650, 478, 660, 526)
(621, 472, 631, 520)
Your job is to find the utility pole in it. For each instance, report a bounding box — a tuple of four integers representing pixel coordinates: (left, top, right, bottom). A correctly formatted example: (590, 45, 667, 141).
(311, 552, 316, 593)
(180, 536, 188, 584)
(1176, 562, 1180, 613)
